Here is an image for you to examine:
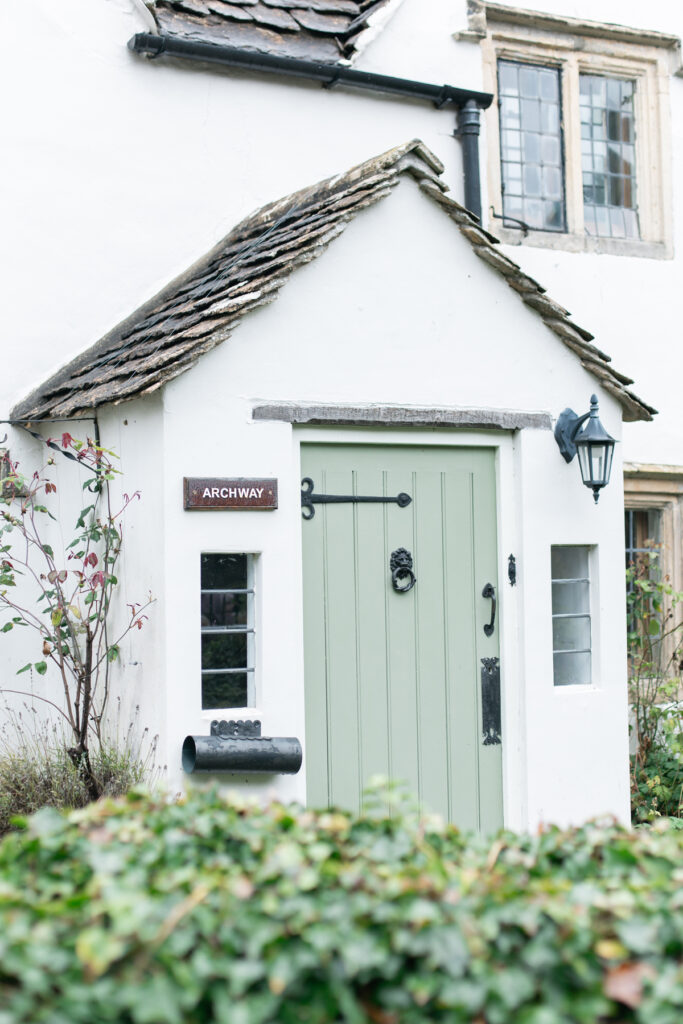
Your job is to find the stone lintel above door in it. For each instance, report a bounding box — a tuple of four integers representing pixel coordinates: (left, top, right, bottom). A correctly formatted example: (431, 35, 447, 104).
(252, 403, 552, 432)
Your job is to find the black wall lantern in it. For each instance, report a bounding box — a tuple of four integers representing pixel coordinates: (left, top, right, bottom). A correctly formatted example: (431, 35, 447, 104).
(554, 394, 616, 504)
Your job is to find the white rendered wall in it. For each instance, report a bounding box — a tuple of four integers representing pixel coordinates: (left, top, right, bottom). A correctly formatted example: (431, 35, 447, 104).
(1, 0, 474, 420)
(1, 0, 673, 455)
(0, 410, 162, 772)
(474, 0, 683, 467)
(152, 181, 629, 826)
(97, 399, 167, 774)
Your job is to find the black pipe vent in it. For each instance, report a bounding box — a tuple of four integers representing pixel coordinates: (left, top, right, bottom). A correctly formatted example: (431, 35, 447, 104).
(182, 719, 302, 775)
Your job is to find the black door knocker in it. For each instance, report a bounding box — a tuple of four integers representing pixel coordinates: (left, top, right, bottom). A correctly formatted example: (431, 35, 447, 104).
(390, 548, 416, 593)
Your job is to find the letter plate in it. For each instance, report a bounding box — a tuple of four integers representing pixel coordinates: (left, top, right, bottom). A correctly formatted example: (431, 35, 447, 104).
(183, 478, 278, 510)
(481, 657, 502, 746)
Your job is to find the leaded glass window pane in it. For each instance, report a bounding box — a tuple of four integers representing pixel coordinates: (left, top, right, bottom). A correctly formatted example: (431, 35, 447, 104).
(498, 60, 565, 232)
(580, 74, 639, 239)
(200, 553, 255, 709)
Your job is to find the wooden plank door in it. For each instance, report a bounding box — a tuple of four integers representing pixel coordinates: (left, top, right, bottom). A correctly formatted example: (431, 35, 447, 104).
(301, 443, 502, 833)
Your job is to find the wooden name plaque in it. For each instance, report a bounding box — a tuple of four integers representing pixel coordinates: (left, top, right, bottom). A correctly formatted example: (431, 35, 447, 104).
(183, 478, 278, 510)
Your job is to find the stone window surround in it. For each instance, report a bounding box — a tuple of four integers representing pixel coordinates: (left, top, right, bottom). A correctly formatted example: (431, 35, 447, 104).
(623, 465, 683, 596)
(473, 4, 676, 259)
(624, 464, 683, 674)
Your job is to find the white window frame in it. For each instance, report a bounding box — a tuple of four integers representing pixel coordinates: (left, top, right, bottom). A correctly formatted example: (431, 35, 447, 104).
(480, 10, 675, 258)
(551, 544, 595, 687)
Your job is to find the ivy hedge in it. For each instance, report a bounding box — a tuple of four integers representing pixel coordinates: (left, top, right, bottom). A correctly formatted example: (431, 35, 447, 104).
(1, 788, 682, 1024)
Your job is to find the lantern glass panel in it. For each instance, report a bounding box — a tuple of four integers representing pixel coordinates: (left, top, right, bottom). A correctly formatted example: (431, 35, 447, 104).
(589, 442, 609, 484)
(577, 442, 592, 482)
(603, 442, 615, 483)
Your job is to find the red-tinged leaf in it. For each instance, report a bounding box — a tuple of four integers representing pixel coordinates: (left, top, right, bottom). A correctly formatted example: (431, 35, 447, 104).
(359, 1002, 398, 1024)
(604, 962, 656, 1009)
(61, 432, 73, 448)
(92, 571, 105, 587)
(84, 552, 98, 568)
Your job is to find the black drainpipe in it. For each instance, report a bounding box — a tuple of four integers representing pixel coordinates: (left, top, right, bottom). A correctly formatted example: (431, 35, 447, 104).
(455, 100, 483, 221)
(128, 33, 492, 222)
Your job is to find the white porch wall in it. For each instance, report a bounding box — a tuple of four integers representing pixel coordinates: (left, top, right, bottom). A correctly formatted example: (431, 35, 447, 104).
(0, 408, 164, 772)
(97, 399, 167, 775)
(153, 182, 629, 826)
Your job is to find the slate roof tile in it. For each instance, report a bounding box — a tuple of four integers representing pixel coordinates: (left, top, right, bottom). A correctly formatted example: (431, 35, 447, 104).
(149, 0, 395, 61)
(290, 9, 351, 34)
(206, 3, 255, 22)
(11, 140, 655, 424)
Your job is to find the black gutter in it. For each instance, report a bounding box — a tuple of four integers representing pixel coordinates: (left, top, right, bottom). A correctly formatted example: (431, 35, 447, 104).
(128, 32, 492, 220)
(129, 33, 492, 110)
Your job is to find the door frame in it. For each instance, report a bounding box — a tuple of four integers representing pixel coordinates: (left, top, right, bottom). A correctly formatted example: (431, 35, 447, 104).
(294, 425, 526, 830)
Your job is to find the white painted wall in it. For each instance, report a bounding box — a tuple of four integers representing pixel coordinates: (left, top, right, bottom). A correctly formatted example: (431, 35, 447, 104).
(2, 0, 670, 456)
(0, 412, 162, 775)
(475, 1, 683, 467)
(1, 0, 474, 419)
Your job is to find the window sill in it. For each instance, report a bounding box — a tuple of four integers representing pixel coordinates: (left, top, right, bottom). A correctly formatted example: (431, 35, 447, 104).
(491, 226, 672, 260)
(201, 707, 261, 719)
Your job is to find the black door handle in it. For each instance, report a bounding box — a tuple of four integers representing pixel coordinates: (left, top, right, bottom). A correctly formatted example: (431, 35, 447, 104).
(482, 583, 496, 637)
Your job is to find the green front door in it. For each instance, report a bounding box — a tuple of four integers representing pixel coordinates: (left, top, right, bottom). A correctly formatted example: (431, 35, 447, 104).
(301, 443, 503, 832)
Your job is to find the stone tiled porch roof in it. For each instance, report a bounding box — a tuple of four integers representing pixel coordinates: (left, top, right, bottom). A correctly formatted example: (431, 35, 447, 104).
(12, 139, 655, 423)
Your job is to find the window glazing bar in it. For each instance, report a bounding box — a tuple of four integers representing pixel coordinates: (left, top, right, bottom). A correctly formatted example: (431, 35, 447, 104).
(201, 588, 255, 595)
(201, 668, 255, 675)
(201, 627, 255, 634)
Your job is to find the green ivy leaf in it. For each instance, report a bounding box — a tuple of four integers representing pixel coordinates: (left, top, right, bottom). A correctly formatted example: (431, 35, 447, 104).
(34, 661, 48, 675)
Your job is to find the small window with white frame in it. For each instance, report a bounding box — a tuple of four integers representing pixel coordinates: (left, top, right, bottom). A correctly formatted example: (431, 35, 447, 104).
(480, 6, 675, 257)
(551, 545, 592, 686)
(200, 553, 255, 710)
